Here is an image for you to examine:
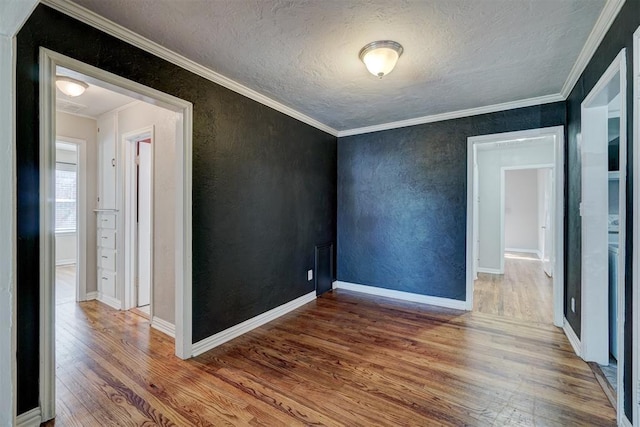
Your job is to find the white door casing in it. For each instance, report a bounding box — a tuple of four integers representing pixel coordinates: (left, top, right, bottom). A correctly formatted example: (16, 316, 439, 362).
(466, 126, 564, 328)
(542, 168, 554, 277)
(137, 139, 152, 308)
(39, 48, 193, 423)
(579, 48, 627, 422)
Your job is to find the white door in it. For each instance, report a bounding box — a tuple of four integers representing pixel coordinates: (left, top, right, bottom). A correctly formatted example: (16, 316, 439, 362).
(137, 140, 152, 307)
(542, 169, 554, 277)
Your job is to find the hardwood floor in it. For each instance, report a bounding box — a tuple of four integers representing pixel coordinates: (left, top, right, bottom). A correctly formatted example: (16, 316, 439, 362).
(474, 252, 553, 324)
(55, 265, 76, 305)
(45, 289, 615, 426)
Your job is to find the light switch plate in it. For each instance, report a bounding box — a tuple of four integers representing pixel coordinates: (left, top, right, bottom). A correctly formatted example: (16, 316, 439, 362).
(307, 270, 313, 281)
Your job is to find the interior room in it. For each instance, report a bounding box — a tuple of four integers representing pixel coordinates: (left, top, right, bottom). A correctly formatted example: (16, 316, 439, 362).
(1, 0, 639, 426)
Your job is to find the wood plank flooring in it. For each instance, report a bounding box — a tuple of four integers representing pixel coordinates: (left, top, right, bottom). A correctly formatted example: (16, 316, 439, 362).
(45, 288, 615, 426)
(474, 252, 553, 324)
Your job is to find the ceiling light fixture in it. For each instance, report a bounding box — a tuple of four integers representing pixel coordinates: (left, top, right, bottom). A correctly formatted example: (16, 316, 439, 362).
(55, 76, 89, 97)
(359, 40, 404, 78)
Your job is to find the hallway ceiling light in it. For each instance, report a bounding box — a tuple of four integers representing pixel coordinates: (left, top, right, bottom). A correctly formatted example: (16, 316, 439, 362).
(359, 40, 404, 78)
(56, 76, 89, 97)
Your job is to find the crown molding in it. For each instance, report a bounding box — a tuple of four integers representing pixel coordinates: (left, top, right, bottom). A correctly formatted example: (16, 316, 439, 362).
(40, 0, 339, 137)
(41, 0, 622, 139)
(560, 0, 626, 98)
(337, 93, 564, 137)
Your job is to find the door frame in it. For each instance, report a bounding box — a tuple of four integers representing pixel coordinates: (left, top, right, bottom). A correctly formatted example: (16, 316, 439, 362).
(122, 127, 154, 314)
(500, 164, 555, 262)
(466, 126, 565, 327)
(633, 25, 640, 427)
(39, 48, 193, 422)
(580, 48, 626, 420)
(55, 137, 88, 302)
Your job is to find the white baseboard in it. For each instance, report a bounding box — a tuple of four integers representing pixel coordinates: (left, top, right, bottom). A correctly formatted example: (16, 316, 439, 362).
(192, 291, 316, 357)
(151, 316, 175, 338)
(332, 281, 468, 311)
(85, 291, 98, 301)
(505, 248, 542, 258)
(16, 408, 42, 427)
(563, 318, 581, 357)
(476, 267, 503, 274)
(97, 292, 121, 310)
(55, 259, 76, 266)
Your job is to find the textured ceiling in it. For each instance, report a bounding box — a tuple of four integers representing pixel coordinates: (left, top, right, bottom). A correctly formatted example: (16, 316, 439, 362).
(70, 0, 606, 131)
(56, 66, 137, 118)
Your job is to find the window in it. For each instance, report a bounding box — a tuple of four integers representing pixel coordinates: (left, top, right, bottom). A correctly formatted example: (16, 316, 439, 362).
(55, 162, 77, 232)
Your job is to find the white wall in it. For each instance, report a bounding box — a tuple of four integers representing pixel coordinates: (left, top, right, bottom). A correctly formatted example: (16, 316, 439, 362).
(504, 169, 539, 253)
(477, 138, 554, 271)
(537, 169, 550, 257)
(117, 102, 178, 324)
(56, 112, 98, 292)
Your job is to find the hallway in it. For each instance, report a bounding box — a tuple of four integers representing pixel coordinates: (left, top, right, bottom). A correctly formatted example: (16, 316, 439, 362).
(474, 252, 553, 324)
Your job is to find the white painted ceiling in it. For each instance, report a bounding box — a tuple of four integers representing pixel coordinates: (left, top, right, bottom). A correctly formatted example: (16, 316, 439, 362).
(56, 66, 137, 118)
(70, 0, 606, 131)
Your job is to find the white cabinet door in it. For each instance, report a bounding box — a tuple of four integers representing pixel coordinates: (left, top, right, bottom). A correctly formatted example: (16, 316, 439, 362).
(97, 113, 117, 209)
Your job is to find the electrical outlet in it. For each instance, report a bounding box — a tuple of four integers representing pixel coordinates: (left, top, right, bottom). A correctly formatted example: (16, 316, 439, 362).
(307, 270, 313, 281)
(571, 297, 576, 313)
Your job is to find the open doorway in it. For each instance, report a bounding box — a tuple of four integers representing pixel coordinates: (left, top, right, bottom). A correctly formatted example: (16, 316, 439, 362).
(39, 48, 193, 423)
(54, 141, 83, 307)
(580, 49, 626, 419)
(466, 126, 565, 327)
(123, 130, 154, 319)
(472, 165, 555, 323)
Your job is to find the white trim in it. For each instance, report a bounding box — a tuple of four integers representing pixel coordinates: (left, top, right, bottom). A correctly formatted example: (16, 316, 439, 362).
(85, 291, 98, 300)
(39, 47, 56, 423)
(467, 127, 565, 326)
(632, 24, 639, 427)
(192, 291, 316, 357)
(580, 49, 627, 422)
(38, 0, 624, 140)
(2, 35, 18, 427)
(41, 0, 338, 137)
(122, 127, 154, 313)
(333, 281, 468, 310)
(39, 48, 194, 421)
(563, 318, 582, 357)
(476, 267, 503, 275)
(15, 408, 42, 427)
(621, 415, 633, 427)
(97, 292, 122, 310)
(56, 135, 88, 302)
(151, 317, 175, 338)
(55, 258, 76, 266)
(338, 94, 563, 137)
(505, 248, 542, 258)
(560, 0, 627, 98)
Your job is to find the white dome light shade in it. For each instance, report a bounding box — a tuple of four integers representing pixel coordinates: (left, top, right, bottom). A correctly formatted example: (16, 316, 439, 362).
(359, 40, 404, 78)
(56, 76, 89, 97)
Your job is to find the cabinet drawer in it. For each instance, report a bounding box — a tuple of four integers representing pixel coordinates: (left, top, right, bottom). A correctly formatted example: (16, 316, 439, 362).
(98, 269, 116, 297)
(98, 214, 116, 229)
(98, 249, 116, 270)
(98, 229, 116, 249)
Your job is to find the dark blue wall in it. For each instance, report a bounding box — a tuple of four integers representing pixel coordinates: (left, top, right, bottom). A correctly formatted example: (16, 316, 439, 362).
(337, 104, 565, 299)
(16, 5, 336, 415)
(565, 0, 639, 418)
